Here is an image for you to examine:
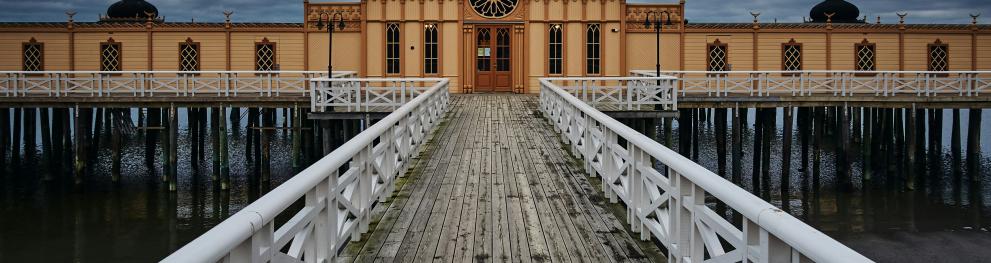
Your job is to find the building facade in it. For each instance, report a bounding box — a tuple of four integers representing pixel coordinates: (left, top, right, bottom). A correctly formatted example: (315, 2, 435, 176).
(0, 0, 989, 93)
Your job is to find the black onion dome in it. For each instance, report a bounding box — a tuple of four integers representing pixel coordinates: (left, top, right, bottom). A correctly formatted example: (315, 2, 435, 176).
(106, 0, 159, 19)
(810, 0, 861, 23)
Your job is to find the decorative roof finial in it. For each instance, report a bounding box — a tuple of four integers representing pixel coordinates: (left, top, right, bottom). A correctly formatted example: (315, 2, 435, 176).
(876, 16, 881, 24)
(65, 10, 77, 29)
(971, 13, 981, 25)
(897, 12, 907, 30)
(825, 12, 835, 29)
(750, 11, 761, 29)
(224, 10, 234, 28)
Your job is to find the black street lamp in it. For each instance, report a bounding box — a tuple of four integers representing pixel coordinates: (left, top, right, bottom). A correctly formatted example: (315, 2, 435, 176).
(316, 12, 346, 76)
(644, 11, 673, 80)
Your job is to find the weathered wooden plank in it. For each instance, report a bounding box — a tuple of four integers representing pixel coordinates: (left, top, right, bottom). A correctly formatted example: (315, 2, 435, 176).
(343, 95, 666, 263)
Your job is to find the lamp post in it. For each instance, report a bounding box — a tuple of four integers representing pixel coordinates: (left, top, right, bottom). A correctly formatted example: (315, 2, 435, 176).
(644, 10, 673, 80)
(316, 12, 346, 76)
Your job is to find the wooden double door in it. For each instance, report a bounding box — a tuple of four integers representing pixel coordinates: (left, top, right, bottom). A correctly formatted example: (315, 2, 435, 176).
(474, 26, 512, 92)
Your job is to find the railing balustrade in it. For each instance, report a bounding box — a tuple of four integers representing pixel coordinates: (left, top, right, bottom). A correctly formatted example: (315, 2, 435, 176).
(540, 78, 873, 263)
(542, 76, 679, 111)
(632, 70, 990, 97)
(162, 78, 449, 263)
(0, 71, 357, 98)
(309, 77, 448, 113)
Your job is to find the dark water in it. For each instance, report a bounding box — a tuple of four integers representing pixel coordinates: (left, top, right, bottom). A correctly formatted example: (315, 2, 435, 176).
(654, 107, 991, 263)
(0, 106, 988, 262)
(0, 107, 320, 262)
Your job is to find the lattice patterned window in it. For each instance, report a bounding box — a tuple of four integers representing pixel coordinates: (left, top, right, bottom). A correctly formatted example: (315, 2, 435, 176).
(22, 38, 43, 72)
(928, 40, 949, 72)
(549, 24, 563, 75)
(585, 24, 601, 75)
(782, 39, 802, 72)
(100, 39, 122, 72)
(386, 23, 400, 74)
(179, 38, 200, 72)
(424, 24, 439, 75)
(707, 40, 728, 71)
(855, 39, 876, 71)
(255, 38, 276, 71)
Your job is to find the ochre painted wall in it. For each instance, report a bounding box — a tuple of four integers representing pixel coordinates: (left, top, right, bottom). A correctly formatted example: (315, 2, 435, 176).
(0, 0, 989, 94)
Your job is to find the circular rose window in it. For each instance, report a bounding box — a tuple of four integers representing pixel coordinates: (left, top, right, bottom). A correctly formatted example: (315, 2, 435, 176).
(470, 0, 519, 18)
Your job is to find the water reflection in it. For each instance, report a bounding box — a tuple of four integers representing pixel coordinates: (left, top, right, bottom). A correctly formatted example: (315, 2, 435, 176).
(652, 107, 990, 262)
(0, 107, 321, 262)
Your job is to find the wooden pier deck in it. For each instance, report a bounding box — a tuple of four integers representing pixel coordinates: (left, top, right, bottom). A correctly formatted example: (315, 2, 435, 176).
(340, 94, 665, 262)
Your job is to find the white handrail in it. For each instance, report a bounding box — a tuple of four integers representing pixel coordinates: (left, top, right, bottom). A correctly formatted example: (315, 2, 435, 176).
(310, 77, 448, 113)
(539, 78, 873, 263)
(632, 70, 990, 97)
(541, 76, 680, 111)
(163, 78, 449, 263)
(0, 70, 357, 98)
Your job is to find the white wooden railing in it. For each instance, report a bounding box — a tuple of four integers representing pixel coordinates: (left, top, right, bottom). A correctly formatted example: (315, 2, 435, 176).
(0, 71, 357, 97)
(632, 70, 991, 97)
(540, 78, 873, 263)
(310, 77, 447, 113)
(162, 78, 449, 263)
(542, 76, 679, 111)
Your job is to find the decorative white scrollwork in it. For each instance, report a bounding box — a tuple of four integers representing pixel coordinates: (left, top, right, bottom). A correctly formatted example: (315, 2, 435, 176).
(469, 0, 518, 18)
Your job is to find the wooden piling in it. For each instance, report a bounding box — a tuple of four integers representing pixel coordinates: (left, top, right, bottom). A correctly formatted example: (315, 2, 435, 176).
(111, 109, 123, 182)
(211, 107, 220, 181)
(731, 107, 743, 185)
(61, 108, 72, 173)
(73, 107, 87, 184)
(260, 108, 272, 183)
(190, 108, 199, 168)
(677, 109, 691, 156)
(12, 108, 21, 168)
(24, 108, 37, 164)
(714, 108, 728, 215)
(752, 108, 764, 194)
(146, 108, 160, 168)
(906, 107, 918, 190)
(91, 108, 103, 161)
(951, 109, 963, 176)
(40, 108, 53, 181)
(167, 106, 178, 191)
(965, 109, 982, 172)
(781, 106, 794, 212)
(761, 109, 775, 198)
(837, 106, 854, 192)
(0, 108, 9, 172)
(219, 105, 230, 190)
(292, 105, 302, 172)
(812, 107, 823, 193)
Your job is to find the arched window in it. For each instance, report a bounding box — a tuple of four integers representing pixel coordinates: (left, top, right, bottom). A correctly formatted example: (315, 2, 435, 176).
(22, 38, 43, 72)
(179, 38, 201, 72)
(423, 24, 438, 75)
(549, 24, 563, 75)
(585, 24, 601, 75)
(101, 38, 122, 72)
(854, 39, 876, 71)
(707, 39, 728, 71)
(255, 38, 276, 71)
(782, 39, 802, 72)
(386, 23, 400, 74)
(928, 39, 948, 72)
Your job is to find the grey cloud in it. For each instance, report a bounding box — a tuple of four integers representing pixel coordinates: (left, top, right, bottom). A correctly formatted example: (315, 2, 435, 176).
(0, 0, 986, 24)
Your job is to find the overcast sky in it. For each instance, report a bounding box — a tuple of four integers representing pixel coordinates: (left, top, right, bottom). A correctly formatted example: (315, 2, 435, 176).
(0, 0, 986, 24)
